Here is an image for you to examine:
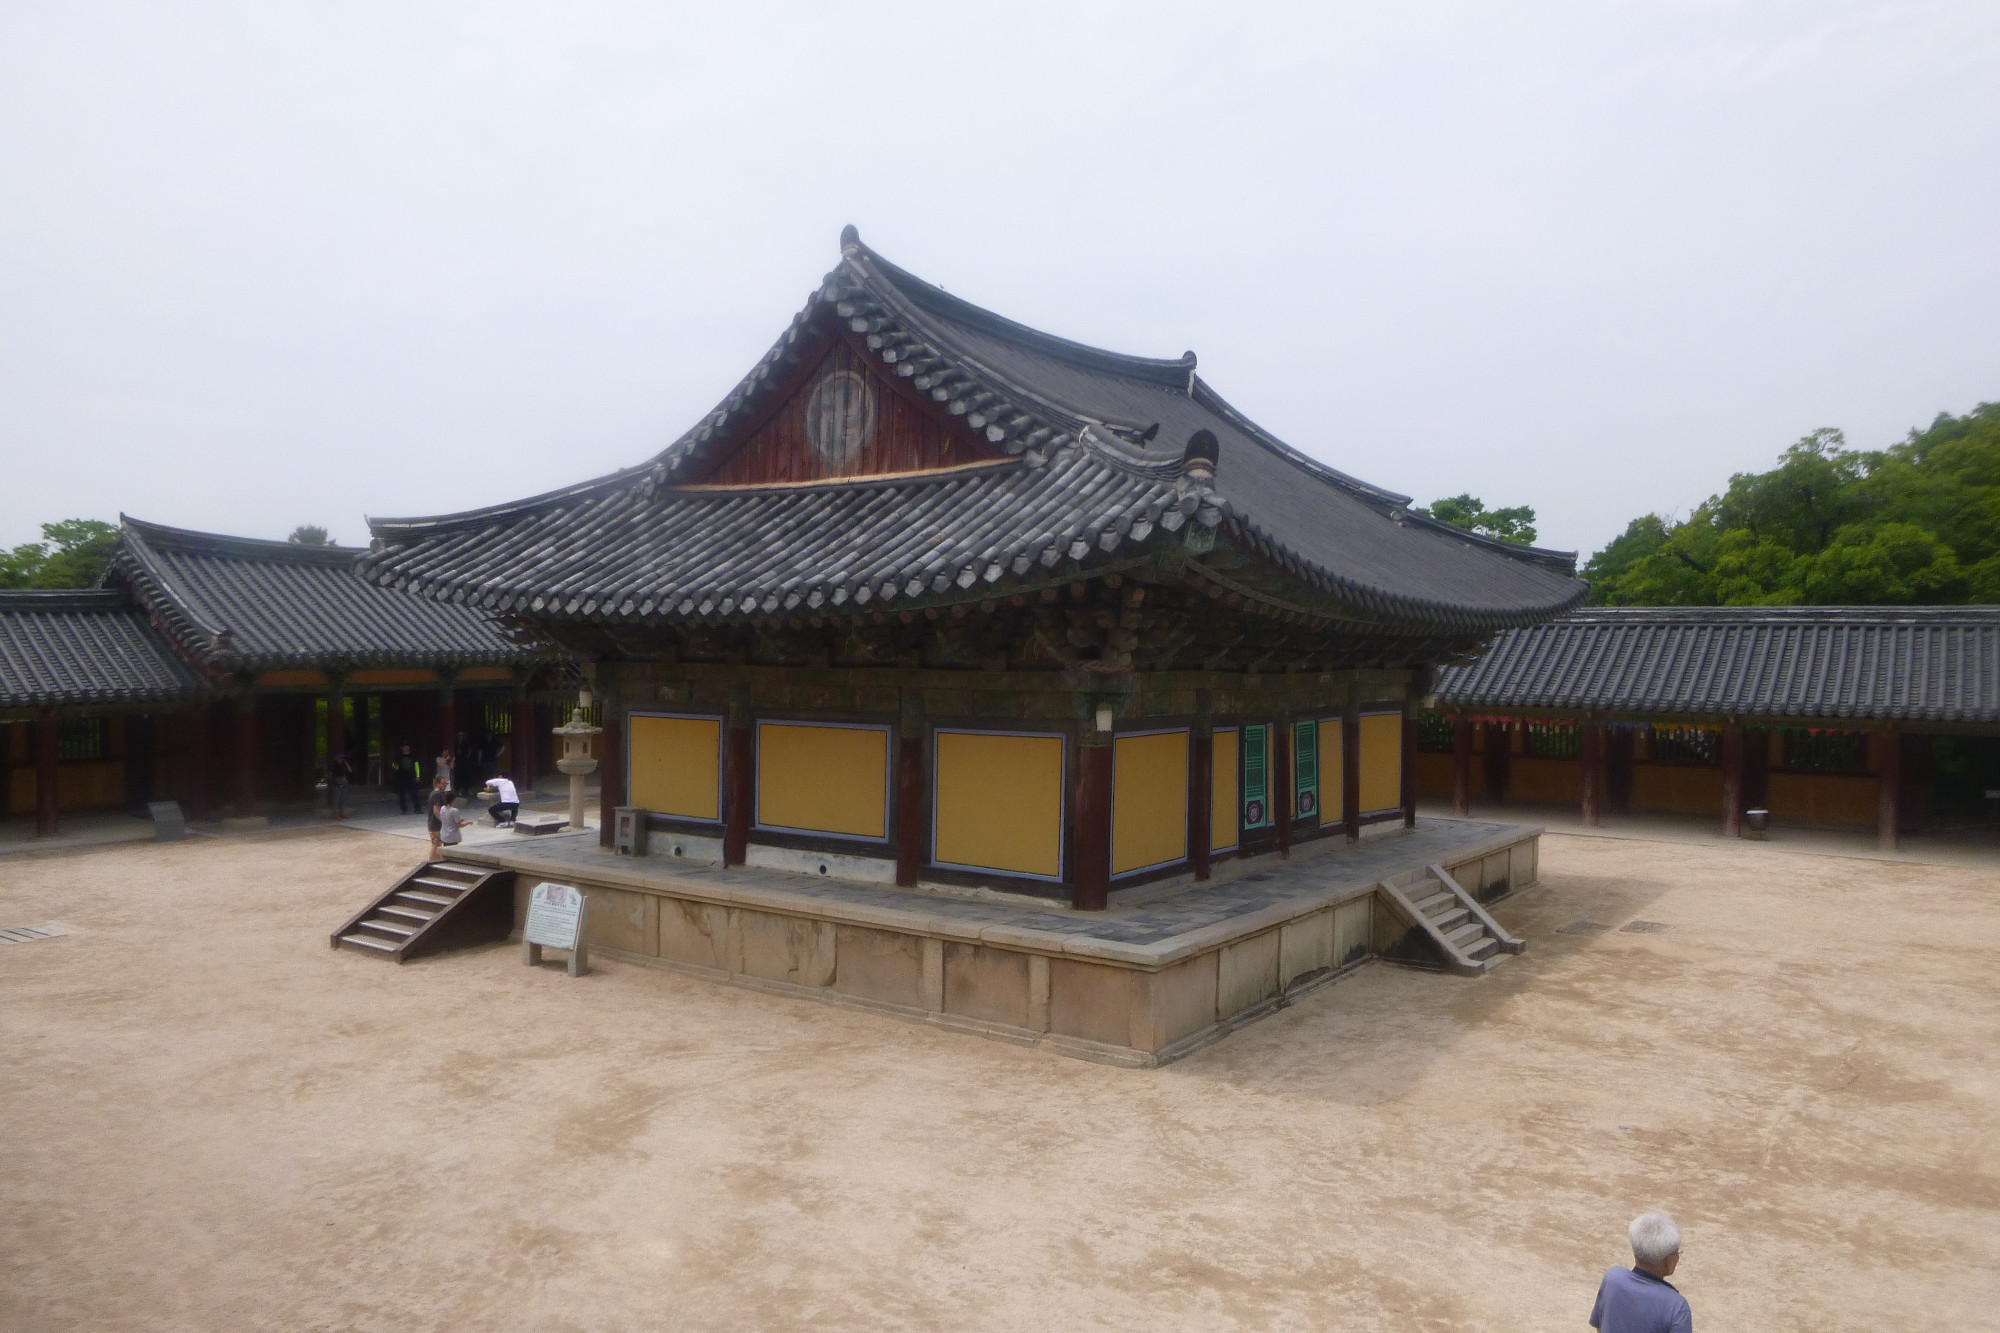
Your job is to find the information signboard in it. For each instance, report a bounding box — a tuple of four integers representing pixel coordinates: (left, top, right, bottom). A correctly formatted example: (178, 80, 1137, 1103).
(523, 881, 588, 976)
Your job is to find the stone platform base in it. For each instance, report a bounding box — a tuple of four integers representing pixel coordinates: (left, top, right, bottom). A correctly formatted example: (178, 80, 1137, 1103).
(451, 818, 1540, 1067)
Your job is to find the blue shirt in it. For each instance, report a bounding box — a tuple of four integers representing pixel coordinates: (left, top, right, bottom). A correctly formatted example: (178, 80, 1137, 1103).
(1591, 1266, 1691, 1333)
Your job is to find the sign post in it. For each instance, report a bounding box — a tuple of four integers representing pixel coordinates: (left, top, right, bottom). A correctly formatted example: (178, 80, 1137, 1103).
(523, 881, 589, 977)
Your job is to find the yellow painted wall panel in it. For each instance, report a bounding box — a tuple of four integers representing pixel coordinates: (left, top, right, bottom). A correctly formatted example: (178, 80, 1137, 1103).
(1631, 763, 1722, 815)
(1211, 728, 1239, 852)
(1359, 712, 1401, 813)
(627, 714, 721, 821)
(1767, 771, 1878, 825)
(1509, 756, 1580, 804)
(756, 722, 888, 839)
(1112, 730, 1188, 875)
(934, 731, 1064, 878)
(1318, 718, 1344, 816)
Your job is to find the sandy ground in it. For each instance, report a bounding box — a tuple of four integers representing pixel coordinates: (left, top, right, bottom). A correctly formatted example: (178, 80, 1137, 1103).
(1, 827, 1996, 1331)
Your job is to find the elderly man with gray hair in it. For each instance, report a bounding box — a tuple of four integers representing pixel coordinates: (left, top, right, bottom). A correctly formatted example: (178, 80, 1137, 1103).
(1590, 1212, 1692, 1332)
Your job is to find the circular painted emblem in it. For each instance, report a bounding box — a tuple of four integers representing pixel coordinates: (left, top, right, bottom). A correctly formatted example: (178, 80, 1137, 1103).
(1244, 800, 1264, 826)
(1298, 791, 1316, 815)
(803, 369, 877, 465)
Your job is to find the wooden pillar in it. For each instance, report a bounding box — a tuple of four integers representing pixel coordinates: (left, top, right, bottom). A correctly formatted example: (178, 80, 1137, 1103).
(597, 704, 623, 849)
(1721, 720, 1744, 838)
(723, 692, 752, 868)
(325, 684, 346, 772)
(1580, 720, 1603, 827)
(1608, 728, 1636, 815)
(35, 711, 59, 838)
(1482, 722, 1510, 801)
(188, 701, 214, 818)
(436, 683, 456, 773)
(510, 695, 536, 789)
(895, 692, 925, 887)
(352, 694, 372, 780)
(1451, 717, 1473, 816)
(1273, 717, 1293, 859)
(1341, 702, 1361, 842)
(1877, 726, 1901, 852)
(127, 713, 156, 810)
(1189, 690, 1214, 882)
(1072, 735, 1113, 910)
(234, 693, 258, 817)
(1401, 706, 1418, 829)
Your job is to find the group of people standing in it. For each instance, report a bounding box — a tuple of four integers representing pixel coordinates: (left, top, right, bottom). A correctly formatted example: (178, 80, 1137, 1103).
(319, 731, 525, 853)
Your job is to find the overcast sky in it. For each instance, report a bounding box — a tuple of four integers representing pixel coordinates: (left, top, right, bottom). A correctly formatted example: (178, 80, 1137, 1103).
(3, 3, 1995, 561)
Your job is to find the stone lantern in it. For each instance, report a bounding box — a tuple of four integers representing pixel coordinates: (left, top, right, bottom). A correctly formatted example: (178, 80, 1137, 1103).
(553, 692, 603, 835)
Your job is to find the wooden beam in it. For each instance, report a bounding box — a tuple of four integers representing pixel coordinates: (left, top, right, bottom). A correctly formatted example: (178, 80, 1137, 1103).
(235, 694, 258, 817)
(723, 721, 752, 867)
(1273, 717, 1293, 858)
(1401, 707, 1417, 830)
(895, 730, 924, 888)
(597, 706, 623, 849)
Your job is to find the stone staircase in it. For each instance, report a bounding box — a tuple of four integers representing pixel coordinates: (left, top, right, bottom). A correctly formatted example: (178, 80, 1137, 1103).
(331, 861, 515, 963)
(1379, 863, 1525, 975)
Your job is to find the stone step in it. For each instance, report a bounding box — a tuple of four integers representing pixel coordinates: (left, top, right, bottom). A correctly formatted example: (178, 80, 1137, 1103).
(362, 916, 418, 938)
(1413, 891, 1454, 916)
(412, 876, 471, 894)
(1431, 906, 1471, 934)
(1445, 921, 1486, 948)
(425, 864, 483, 880)
(338, 933, 399, 953)
(378, 902, 438, 923)
(401, 889, 456, 907)
(1464, 936, 1498, 959)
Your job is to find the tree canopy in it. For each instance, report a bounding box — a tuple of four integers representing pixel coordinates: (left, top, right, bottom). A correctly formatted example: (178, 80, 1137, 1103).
(1585, 403, 2000, 605)
(0, 519, 120, 590)
(287, 524, 333, 546)
(1418, 494, 1538, 545)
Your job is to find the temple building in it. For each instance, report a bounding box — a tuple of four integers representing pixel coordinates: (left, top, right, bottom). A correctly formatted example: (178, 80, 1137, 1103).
(1, 518, 557, 835)
(1417, 605, 2000, 848)
(362, 228, 1587, 910)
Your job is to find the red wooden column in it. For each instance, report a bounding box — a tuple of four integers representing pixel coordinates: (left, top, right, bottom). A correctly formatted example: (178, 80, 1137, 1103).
(1341, 702, 1362, 842)
(435, 681, 457, 775)
(1483, 722, 1510, 801)
(1273, 718, 1294, 859)
(1721, 720, 1745, 838)
(722, 697, 752, 867)
(1189, 694, 1214, 881)
(187, 701, 214, 818)
(1072, 733, 1114, 911)
(1451, 717, 1473, 815)
(232, 693, 259, 817)
(1876, 726, 1901, 851)
(510, 694, 537, 789)
(597, 706, 623, 848)
(1579, 720, 1604, 827)
(34, 711, 59, 838)
(1401, 707, 1418, 829)
(895, 696, 925, 887)
(325, 685, 346, 770)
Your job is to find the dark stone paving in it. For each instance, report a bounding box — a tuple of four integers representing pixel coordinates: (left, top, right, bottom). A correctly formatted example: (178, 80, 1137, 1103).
(474, 818, 1527, 948)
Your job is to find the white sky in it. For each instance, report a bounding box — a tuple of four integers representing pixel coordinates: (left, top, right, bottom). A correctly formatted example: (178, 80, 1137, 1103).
(2, 2, 1995, 560)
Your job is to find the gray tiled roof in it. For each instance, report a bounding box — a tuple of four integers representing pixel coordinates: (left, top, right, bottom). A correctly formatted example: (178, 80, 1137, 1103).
(1434, 606, 2000, 723)
(0, 590, 207, 709)
(361, 229, 1587, 636)
(111, 518, 539, 671)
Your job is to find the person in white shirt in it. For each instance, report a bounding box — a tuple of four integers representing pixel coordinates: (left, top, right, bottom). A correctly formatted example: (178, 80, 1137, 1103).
(486, 772, 521, 826)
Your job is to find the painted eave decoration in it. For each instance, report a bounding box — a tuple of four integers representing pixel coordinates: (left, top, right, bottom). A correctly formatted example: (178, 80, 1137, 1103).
(360, 227, 1589, 636)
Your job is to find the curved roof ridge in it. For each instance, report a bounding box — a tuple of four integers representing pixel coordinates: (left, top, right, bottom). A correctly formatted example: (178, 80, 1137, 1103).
(366, 464, 646, 542)
(1557, 604, 2000, 622)
(852, 242, 1196, 389)
(121, 514, 366, 561)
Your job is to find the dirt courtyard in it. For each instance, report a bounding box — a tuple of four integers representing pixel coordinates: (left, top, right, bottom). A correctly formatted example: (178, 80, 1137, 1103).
(1, 827, 1994, 1330)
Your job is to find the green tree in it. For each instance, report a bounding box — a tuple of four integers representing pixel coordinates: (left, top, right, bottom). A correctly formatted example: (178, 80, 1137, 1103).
(1586, 404, 2000, 606)
(1419, 493, 1538, 544)
(288, 524, 333, 546)
(0, 519, 120, 589)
